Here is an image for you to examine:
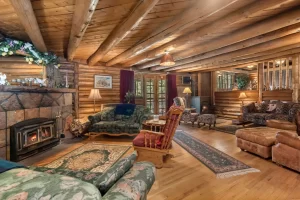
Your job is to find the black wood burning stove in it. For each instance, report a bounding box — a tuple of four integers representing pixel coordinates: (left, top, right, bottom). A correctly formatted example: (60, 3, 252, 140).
(10, 118, 59, 161)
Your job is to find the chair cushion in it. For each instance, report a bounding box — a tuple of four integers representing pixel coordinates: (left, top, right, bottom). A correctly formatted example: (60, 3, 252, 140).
(266, 119, 296, 131)
(133, 132, 163, 148)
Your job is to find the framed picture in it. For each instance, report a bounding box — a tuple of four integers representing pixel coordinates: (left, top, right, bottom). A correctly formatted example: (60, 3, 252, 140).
(182, 76, 191, 84)
(94, 75, 112, 89)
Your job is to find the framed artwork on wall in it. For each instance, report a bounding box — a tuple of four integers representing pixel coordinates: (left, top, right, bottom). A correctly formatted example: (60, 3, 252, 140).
(94, 75, 112, 89)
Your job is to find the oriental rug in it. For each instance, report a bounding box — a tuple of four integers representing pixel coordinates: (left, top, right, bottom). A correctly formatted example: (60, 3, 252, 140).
(44, 143, 130, 173)
(173, 130, 260, 178)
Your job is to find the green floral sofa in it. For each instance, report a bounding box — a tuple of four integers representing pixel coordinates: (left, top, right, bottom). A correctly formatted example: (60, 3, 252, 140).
(88, 104, 150, 136)
(0, 152, 156, 200)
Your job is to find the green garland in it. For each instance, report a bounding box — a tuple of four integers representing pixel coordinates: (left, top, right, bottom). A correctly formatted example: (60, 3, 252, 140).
(0, 37, 60, 68)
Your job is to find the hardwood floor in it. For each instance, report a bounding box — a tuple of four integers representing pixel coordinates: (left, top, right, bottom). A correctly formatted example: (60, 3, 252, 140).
(30, 124, 300, 200)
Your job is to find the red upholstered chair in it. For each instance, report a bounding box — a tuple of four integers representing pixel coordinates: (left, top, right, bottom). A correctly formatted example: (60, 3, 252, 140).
(133, 105, 183, 168)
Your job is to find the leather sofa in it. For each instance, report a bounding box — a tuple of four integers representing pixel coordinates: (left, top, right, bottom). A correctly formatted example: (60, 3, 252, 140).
(272, 131, 300, 172)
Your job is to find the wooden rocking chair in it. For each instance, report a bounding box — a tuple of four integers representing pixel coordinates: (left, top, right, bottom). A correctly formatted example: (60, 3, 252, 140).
(133, 105, 184, 168)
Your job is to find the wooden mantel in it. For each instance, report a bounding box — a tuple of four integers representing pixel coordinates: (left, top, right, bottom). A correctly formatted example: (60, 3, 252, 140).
(0, 86, 77, 93)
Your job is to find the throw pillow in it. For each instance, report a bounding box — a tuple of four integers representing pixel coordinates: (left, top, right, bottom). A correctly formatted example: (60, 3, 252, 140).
(276, 102, 292, 115)
(266, 103, 277, 113)
(94, 151, 137, 195)
(295, 112, 300, 136)
(255, 103, 269, 113)
(101, 107, 115, 121)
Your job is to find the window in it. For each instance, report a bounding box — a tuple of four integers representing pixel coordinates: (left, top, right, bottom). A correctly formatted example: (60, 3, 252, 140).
(157, 78, 166, 115)
(217, 72, 234, 91)
(135, 79, 143, 97)
(145, 78, 155, 114)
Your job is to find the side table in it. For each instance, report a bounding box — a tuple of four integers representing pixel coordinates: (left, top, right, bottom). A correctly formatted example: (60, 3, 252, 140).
(143, 119, 166, 132)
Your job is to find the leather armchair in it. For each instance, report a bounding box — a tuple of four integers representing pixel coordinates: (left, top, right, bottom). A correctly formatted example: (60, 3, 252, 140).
(272, 131, 300, 172)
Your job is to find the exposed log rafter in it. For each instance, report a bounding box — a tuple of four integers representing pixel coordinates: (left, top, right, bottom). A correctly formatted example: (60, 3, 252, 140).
(122, 0, 295, 68)
(106, 0, 240, 66)
(9, 0, 47, 52)
(87, 0, 160, 66)
(67, 0, 99, 61)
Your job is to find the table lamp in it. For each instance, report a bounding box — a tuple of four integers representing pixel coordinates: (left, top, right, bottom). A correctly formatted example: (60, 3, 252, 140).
(238, 92, 247, 105)
(183, 87, 192, 108)
(88, 89, 102, 114)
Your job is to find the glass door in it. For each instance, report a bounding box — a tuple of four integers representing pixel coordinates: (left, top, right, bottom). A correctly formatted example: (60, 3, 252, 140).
(144, 75, 166, 115)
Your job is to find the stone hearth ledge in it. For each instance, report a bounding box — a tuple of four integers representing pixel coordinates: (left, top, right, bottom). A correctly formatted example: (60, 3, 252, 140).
(0, 86, 76, 93)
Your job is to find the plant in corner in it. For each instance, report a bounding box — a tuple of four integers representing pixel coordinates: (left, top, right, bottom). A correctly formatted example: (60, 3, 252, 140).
(124, 91, 135, 103)
(236, 74, 250, 90)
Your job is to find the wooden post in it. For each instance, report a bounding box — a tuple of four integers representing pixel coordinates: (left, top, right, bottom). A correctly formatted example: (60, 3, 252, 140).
(272, 60, 275, 89)
(292, 55, 299, 102)
(258, 62, 264, 103)
(197, 72, 201, 96)
(279, 59, 282, 89)
(267, 61, 270, 89)
(211, 72, 217, 106)
(74, 63, 79, 118)
(286, 58, 289, 89)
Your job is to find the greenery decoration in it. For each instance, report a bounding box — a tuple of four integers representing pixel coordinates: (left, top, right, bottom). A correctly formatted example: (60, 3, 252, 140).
(0, 37, 60, 68)
(236, 74, 250, 90)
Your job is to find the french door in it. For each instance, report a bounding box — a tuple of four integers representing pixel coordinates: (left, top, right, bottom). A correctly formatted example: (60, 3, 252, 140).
(144, 75, 166, 115)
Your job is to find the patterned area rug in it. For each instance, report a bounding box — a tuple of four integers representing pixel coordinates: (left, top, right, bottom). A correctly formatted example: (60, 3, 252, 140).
(173, 130, 260, 178)
(45, 143, 130, 173)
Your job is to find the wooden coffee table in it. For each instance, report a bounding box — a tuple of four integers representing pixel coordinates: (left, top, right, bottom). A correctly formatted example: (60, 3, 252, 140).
(143, 119, 166, 132)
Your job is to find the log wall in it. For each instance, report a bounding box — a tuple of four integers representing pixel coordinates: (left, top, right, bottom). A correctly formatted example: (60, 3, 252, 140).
(78, 64, 121, 118)
(262, 90, 293, 101)
(214, 90, 258, 118)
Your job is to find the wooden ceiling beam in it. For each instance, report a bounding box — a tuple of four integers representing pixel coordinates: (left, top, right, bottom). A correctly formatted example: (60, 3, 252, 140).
(149, 23, 300, 71)
(106, 0, 240, 66)
(178, 47, 300, 73)
(67, 0, 99, 61)
(166, 32, 300, 72)
(9, 0, 47, 52)
(87, 0, 160, 66)
(120, 0, 295, 67)
(137, 7, 300, 70)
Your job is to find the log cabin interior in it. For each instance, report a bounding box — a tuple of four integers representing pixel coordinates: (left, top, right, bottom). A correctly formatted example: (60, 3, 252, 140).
(1, 0, 300, 199)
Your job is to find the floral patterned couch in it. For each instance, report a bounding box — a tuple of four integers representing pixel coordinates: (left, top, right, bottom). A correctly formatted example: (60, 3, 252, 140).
(0, 152, 156, 200)
(88, 104, 150, 136)
(242, 101, 300, 125)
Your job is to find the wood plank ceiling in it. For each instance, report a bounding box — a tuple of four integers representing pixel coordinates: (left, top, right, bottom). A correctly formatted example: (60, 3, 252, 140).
(0, 0, 299, 73)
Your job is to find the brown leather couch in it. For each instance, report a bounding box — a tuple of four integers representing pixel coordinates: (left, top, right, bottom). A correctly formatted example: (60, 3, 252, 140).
(272, 131, 300, 172)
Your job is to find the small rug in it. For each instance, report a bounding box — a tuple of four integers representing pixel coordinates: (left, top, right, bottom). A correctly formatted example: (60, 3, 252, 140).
(44, 143, 130, 173)
(173, 130, 260, 178)
(212, 123, 259, 135)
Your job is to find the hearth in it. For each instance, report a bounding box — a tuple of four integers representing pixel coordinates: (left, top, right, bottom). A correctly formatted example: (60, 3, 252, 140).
(10, 118, 59, 161)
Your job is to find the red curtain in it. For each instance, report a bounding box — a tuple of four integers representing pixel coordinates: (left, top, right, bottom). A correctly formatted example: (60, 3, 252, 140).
(120, 70, 135, 103)
(167, 74, 177, 109)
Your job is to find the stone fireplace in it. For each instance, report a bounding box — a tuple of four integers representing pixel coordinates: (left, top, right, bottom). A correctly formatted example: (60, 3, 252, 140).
(10, 118, 59, 161)
(0, 86, 76, 160)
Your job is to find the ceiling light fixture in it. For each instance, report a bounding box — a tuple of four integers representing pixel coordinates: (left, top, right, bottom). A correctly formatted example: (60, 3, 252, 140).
(247, 65, 254, 69)
(160, 51, 175, 66)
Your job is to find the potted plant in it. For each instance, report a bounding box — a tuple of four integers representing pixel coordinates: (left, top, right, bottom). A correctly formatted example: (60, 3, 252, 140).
(236, 74, 250, 90)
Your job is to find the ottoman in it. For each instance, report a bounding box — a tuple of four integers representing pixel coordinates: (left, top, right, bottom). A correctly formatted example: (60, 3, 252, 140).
(197, 114, 216, 129)
(236, 127, 295, 158)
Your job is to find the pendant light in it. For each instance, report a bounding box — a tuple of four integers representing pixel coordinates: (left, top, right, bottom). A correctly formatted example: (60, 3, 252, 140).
(160, 51, 175, 66)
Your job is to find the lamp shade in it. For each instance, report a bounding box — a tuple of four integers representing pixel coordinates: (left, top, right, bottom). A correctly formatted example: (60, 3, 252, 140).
(183, 87, 192, 94)
(160, 52, 175, 66)
(238, 92, 247, 99)
(88, 89, 102, 100)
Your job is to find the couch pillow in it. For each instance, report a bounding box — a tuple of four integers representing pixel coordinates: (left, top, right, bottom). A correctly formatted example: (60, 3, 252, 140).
(255, 103, 269, 113)
(246, 102, 256, 113)
(101, 107, 115, 121)
(276, 102, 292, 115)
(94, 151, 137, 195)
(295, 111, 300, 136)
(266, 103, 277, 113)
